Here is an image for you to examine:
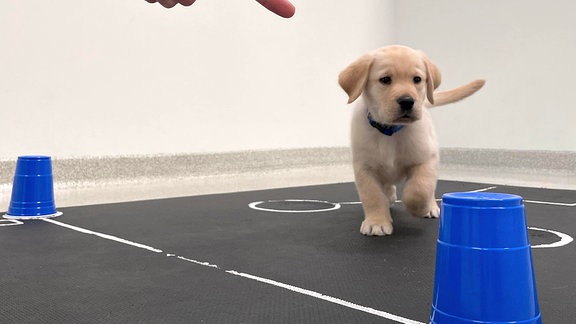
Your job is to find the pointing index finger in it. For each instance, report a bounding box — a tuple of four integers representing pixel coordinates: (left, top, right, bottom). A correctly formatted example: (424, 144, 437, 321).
(255, 0, 295, 18)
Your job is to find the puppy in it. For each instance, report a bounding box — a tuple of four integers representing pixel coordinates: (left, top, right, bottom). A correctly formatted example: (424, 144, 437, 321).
(338, 45, 485, 236)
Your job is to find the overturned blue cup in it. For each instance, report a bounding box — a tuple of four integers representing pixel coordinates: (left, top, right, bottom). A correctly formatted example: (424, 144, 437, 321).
(4, 156, 62, 219)
(430, 192, 541, 324)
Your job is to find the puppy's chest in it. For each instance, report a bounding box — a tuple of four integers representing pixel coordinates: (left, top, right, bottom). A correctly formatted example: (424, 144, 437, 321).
(364, 132, 436, 172)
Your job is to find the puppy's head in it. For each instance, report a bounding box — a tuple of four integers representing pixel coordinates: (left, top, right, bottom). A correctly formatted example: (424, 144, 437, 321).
(339, 45, 441, 125)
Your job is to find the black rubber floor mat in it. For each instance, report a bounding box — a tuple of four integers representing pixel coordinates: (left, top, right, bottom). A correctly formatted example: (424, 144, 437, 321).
(1, 180, 574, 323)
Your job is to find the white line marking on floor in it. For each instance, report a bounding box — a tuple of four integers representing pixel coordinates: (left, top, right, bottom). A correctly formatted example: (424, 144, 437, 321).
(344, 186, 498, 205)
(249, 199, 341, 213)
(41, 218, 425, 324)
(467, 186, 498, 193)
(0, 219, 24, 227)
(529, 227, 574, 248)
(259, 191, 574, 213)
(524, 200, 576, 207)
(226, 270, 425, 324)
(42, 218, 163, 253)
(176, 256, 220, 268)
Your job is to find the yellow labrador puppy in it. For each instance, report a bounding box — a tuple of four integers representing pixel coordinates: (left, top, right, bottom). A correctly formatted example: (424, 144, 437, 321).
(339, 45, 484, 236)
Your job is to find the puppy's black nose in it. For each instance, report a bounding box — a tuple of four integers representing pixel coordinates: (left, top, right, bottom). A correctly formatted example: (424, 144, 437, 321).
(397, 96, 415, 112)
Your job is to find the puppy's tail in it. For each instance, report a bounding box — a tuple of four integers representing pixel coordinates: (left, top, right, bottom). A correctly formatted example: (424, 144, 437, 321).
(430, 79, 485, 107)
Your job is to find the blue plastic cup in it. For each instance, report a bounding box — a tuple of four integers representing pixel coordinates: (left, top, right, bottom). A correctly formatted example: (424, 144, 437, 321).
(4, 156, 61, 219)
(430, 192, 541, 324)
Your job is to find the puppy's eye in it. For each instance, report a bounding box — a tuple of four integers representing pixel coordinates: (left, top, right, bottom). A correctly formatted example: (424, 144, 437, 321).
(379, 76, 392, 85)
(413, 76, 422, 84)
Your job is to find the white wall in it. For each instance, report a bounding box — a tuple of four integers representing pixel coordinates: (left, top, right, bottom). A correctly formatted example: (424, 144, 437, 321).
(0, 0, 394, 159)
(395, 0, 576, 151)
(2, 1, 575, 161)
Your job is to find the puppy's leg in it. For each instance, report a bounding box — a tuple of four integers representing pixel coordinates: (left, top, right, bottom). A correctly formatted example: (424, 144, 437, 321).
(402, 161, 440, 218)
(385, 184, 397, 204)
(355, 168, 394, 236)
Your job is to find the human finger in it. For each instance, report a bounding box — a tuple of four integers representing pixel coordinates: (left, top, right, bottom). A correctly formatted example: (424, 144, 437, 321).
(178, 0, 196, 6)
(157, 0, 178, 8)
(146, 0, 196, 7)
(255, 0, 295, 18)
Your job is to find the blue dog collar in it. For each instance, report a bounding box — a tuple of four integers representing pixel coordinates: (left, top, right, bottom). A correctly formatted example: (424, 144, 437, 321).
(367, 112, 404, 136)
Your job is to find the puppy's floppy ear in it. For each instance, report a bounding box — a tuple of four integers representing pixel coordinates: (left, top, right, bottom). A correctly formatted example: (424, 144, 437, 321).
(423, 57, 441, 105)
(338, 53, 374, 104)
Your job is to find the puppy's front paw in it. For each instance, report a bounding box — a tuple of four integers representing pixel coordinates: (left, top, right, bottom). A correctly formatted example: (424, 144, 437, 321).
(424, 202, 440, 219)
(360, 220, 393, 236)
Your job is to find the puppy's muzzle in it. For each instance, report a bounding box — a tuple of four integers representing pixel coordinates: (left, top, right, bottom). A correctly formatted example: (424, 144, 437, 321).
(397, 96, 415, 113)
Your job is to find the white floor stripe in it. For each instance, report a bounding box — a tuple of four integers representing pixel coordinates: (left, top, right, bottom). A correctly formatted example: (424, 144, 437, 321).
(344, 186, 498, 206)
(467, 186, 498, 193)
(226, 270, 426, 324)
(0, 219, 23, 227)
(529, 227, 575, 248)
(176, 256, 219, 268)
(249, 199, 341, 213)
(524, 200, 576, 207)
(41, 218, 424, 324)
(340, 186, 575, 209)
(42, 218, 163, 253)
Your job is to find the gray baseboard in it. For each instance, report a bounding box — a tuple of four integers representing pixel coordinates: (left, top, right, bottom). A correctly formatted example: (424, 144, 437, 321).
(440, 148, 575, 174)
(438, 148, 576, 189)
(1, 148, 353, 209)
(1, 147, 574, 210)
(1, 148, 351, 187)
